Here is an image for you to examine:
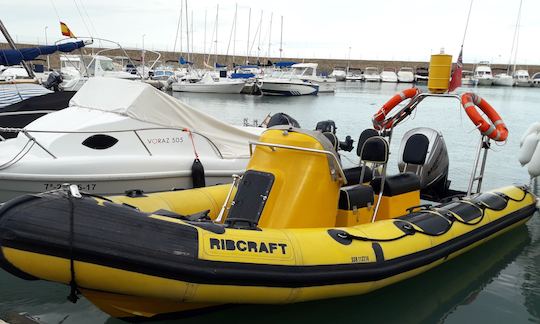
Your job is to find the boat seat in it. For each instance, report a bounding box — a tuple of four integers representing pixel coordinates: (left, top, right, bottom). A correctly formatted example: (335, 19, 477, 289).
(322, 132, 339, 152)
(339, 185, 374, 210)
(402, 133, 429, 175)
(343, 166, 373, 184)
(340, 129, 379, 185)
(336, 184, 374, 226)
(371, 173, 421, 197)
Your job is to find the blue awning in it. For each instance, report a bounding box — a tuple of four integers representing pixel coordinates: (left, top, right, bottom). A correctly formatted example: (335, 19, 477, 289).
(0, 41, 86, 66)
(237, 65, 259, 69)
(215, 63, 227, 68)
(274, 61, 296, 68)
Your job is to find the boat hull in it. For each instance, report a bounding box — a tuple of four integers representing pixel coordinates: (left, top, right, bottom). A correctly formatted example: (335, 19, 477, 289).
(0, 185, 535, 319)
(261, 81, 319, 96)
(477, 78, 493, 86)
(493, 77, 514, 87)
(171, 81, 245, 94)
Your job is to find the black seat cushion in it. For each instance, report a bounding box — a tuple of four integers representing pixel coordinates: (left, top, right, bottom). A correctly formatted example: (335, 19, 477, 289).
(371, 172, 421, 196)
(339, 185, 374, 210)
(403, 133, 429, 165)
(361, 137, 389, 164)
(356, 129, 379, 157)
(343, 166, 373, 184)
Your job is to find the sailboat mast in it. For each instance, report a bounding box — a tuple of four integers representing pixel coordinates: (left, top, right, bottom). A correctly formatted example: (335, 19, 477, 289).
(0, 19, 34, 78)
(257, 10, 263, 63)
(173, 0, 182, 54)
(203, 9, 207, 57)
(233, 3, 237, 65)
(267, 12, 273, 62)
(214, 4, 219, 66)
(279, 15, 283, 60)
(512, 0, 523, 75)
(185, 0, 190, 62)
(179, 0, 183, 58)
(191, 10, 194, 60)
(246, 8, 251, 64)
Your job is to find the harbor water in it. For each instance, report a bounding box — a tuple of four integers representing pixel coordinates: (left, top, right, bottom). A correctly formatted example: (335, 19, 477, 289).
(1, 82, 539, 323)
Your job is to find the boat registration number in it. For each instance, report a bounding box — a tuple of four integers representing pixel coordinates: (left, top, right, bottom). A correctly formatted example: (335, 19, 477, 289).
(43, 183, 97, 191)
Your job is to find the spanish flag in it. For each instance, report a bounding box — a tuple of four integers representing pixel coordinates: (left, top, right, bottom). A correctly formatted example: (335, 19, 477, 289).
(60, 22, 75, 38)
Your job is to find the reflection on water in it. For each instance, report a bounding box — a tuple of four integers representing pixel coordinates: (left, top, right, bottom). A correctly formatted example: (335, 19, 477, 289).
(1, 83, 539, 323)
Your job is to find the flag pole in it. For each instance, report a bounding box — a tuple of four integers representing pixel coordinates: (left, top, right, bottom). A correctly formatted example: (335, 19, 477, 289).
(461, 0, 474, 47)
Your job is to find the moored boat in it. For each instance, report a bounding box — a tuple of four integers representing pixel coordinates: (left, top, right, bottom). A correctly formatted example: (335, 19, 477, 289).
(0, 86, 536, 321)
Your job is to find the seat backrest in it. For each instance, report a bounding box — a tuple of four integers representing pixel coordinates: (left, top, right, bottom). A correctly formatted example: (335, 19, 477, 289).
(360, 136, 389, 164)
(356, 129, 379, 157)
(402, 133, 429, 166)
(322, 132, 339, 152)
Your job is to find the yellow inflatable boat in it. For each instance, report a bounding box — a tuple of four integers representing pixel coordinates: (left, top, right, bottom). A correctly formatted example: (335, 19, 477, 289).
(0, 93, 538, 320)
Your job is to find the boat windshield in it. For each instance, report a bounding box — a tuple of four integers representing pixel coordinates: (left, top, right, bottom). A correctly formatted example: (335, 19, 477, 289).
(100, 59, 116, 72)
(292, 67, 314, 77)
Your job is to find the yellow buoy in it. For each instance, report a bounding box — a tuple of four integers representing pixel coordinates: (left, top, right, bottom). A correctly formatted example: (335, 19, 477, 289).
(428, 49, 452, 93)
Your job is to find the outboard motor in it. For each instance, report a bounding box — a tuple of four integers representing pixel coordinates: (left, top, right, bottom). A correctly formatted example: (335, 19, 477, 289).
(267, 113, 301, 128)
(398, 127, 450, 198)
(43, 71, 63, 92)
(315, 120, 354, 152)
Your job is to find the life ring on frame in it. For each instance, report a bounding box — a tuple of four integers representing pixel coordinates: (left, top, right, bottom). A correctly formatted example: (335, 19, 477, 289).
(372, 88, 420, 130)
(461, 93, 508, 142)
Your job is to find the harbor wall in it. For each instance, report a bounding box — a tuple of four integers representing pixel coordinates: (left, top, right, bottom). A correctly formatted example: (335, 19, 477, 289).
(2, 42, 540, 75)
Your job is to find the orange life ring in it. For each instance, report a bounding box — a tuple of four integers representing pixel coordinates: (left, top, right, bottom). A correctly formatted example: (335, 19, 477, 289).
(372, 88, 420, 130)
(461, 93, 508, 142)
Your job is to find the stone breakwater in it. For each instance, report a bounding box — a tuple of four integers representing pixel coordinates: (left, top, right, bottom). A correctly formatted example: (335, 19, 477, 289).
(2, 42, 540, 76)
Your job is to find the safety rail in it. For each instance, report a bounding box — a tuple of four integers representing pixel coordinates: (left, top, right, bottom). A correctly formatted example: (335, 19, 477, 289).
(248, 141, 347, 184)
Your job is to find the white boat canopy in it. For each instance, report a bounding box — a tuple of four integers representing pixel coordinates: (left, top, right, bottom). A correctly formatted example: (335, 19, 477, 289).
(69, 77, 260, 158)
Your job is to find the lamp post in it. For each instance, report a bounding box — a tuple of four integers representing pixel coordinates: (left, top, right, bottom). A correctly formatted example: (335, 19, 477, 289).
(141, 34, 146, 78)
(44, 26, 50, 70)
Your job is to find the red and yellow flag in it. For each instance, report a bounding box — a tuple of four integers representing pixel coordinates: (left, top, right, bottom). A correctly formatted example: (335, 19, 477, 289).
(60, 22, 76, 38)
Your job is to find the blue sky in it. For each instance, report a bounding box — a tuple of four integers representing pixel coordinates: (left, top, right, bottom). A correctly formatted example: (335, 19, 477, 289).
(2, 0, 539, 64)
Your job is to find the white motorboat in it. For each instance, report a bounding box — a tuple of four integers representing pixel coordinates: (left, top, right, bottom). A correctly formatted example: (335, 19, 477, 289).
(514, 69, 530, 87)
(261, 69, 319, 96)
(414, 67, 429, 83)
(0, 78, 263, 202)
(171, 73, 245, 94)
(345, 68, 363, 82)
(231, 65, 263, 94)
(473, 62, 493, 86)
(363, 67, 381, 82)
(380, 68, 398, 82)
(493, 72, 514, 87)
(531, 72, 540, 88)
(461, 70, 477, 86)
(330, 67, 347, 81)
(60, 55, 140, 91)
(397, 67, 414, 83)
(290, 63, 336, 93)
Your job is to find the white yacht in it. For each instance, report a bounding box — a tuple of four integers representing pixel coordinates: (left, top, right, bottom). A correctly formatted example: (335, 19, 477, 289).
(60, 55, 139, 91)
(261, 67, 319, 96)
(171, 72, 245, 94)
(345, 68, 363, 82)
(397, 67, 414, 83)
(290, 63, 336, 93)
(493, 71, 514, 87)
(514, 69, 530, 87)
(473, 62, 493, 86)
(330, 67, 347, 81)
(363, 67, 381, 82)
(380, 68, 398, 82)
(0, 78, 263, 202)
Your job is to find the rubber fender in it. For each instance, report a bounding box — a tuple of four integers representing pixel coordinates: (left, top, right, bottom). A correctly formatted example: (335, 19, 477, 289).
(520, 122, 540, 146)
(519, 133, 540, 166)
(527, 140, 540, 178)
